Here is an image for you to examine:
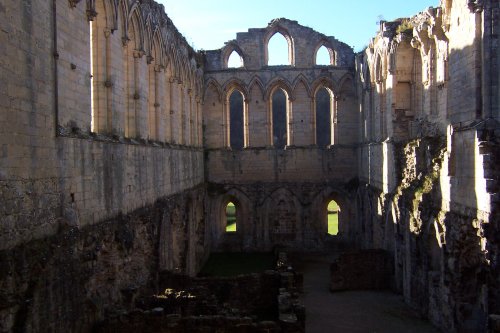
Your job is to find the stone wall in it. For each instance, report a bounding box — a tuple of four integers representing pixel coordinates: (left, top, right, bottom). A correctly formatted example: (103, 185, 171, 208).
(0, 1, 208, 332)
(0, 187, 207, 333)
(206, 181, 358, 252)
(355, 1, 500, 331)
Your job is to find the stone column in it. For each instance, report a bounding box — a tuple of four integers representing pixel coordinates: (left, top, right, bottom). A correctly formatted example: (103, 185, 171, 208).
(154, 65, 164, 141)
(133, 50, 145, 139)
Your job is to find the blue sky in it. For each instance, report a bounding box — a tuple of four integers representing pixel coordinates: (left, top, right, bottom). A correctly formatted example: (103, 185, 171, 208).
(156, 0, 439, 52)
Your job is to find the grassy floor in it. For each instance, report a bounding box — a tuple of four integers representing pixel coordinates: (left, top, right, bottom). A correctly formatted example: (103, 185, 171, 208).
(328, 212, 338, 235)
(199, 252, 275, 277)
(226, 202, 236, 232)
(328, 200, 339, 235)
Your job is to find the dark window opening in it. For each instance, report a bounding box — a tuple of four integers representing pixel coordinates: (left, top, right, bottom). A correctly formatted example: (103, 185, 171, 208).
(229, 90, 244, 150)
(272, 89, 287, 149)
(316, 88, 331, 147)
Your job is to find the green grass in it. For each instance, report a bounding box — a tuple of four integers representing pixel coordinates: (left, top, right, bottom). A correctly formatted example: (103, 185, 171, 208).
(199, 252, 275, 277)
(328, 212, 338, 235)
(327, 200, 339, 213)
(225, 202, 237, 232)
(327, 200, 339, 235)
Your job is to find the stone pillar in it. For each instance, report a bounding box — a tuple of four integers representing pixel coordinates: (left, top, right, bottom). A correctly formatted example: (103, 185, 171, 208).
(154, 65, 164, 141)
(244, 98, 250, 147)
(168, 77, 175, 143)
(133, 50, 145, 139)
(287, 97, 294, 146)
(103, 28, 113, 134)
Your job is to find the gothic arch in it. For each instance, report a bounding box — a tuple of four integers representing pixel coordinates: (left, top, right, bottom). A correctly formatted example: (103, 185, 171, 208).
(311, 76, 335, 97)
(337, 73, 356, 96)
(313, 39, 335, 65)
(311, 187, 352, 236)
(262, 188, 303, 246)
(224, 80, 248, 149)
(264, 25, 295, 66)
(101, 0, 118, 30)
(265, 77, 294, 101)
(373, 51, 387, 83)
(204, 79, 223, 103)
(151, 28, 164, 66)
(292, 75, 312, 98)
(222, 42, 246, 68)
(223, 78, 249, 99)
(213, 188, 252, 239)
(248, 76, 266, 101)
(128, 5, 145, 51)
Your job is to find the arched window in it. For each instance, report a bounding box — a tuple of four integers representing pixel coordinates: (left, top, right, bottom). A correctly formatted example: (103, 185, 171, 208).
(327, 200, 339, 235)
(225, 201, 237, 232)
(229, 90, 244, 150)
(315, 87, 332, 147)
(316, 45, 332, 65)
(268, 32, 290, 66)
(227, 50, 243, 68)
(272, 88, 287, 149)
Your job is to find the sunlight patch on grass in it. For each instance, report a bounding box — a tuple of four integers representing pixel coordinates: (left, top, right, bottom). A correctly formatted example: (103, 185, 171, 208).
(226, 202, 236, 232)
(327, 200, 339, 235)
(328, 212, 338, 235)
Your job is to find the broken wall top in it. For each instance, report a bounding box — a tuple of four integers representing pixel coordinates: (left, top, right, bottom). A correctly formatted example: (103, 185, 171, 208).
(204, 18, 354, 71)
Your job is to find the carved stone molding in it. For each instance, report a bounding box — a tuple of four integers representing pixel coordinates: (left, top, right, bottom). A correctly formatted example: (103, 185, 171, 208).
(86, 0, 97, 21)
(68, 0, 82, 8)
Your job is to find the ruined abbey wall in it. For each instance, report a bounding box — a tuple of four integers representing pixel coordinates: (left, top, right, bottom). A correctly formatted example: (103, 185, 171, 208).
(1, 0, 499, 332)
(355, 0, 500, 331)
(0, 1, 208, 331)
(203, 19, 360, 250)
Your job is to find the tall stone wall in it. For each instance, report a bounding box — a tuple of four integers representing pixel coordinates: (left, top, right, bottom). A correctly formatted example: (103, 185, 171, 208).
(206, 182, 357, 252)
(203, 19, 359, 251)
(355, 1, 500, 331)
(0, 1, 208, 331)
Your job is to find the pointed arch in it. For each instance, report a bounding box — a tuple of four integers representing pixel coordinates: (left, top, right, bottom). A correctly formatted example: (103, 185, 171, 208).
(143, 19, 154, 62)
(102, 0, 118, 30)
(311, 76, 336, 96)
(214, 188, 251, 238)
(248, 76, 266, 101)
(222, 42, 246, 69)
(311, 186, 352, 238)
(128, 5, 144, 51)
(314, 84, 334, 147)
(313, 40, 335, 66)
(265, 77, 293, 101)
(267, 81, 292, 148)
(262, 187, 302, 246)
(204, 78, 223, 103)
(223, 78, 249, 99)
(337, 73, 356, 95)
(118, 0, 128, 44)
(264, 26, 295, 66)
(292, 75, 312, 98)
(150, 28, 164, 66)
(223, 79, 249, 149)
(373, 51, 387, 83)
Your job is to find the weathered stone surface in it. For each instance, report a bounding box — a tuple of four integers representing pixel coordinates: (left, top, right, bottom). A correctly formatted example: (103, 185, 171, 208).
(1, 0, 499, 332)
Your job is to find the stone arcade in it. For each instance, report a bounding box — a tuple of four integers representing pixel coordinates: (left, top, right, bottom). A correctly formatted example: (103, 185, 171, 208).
(0, 0, 499, 332)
